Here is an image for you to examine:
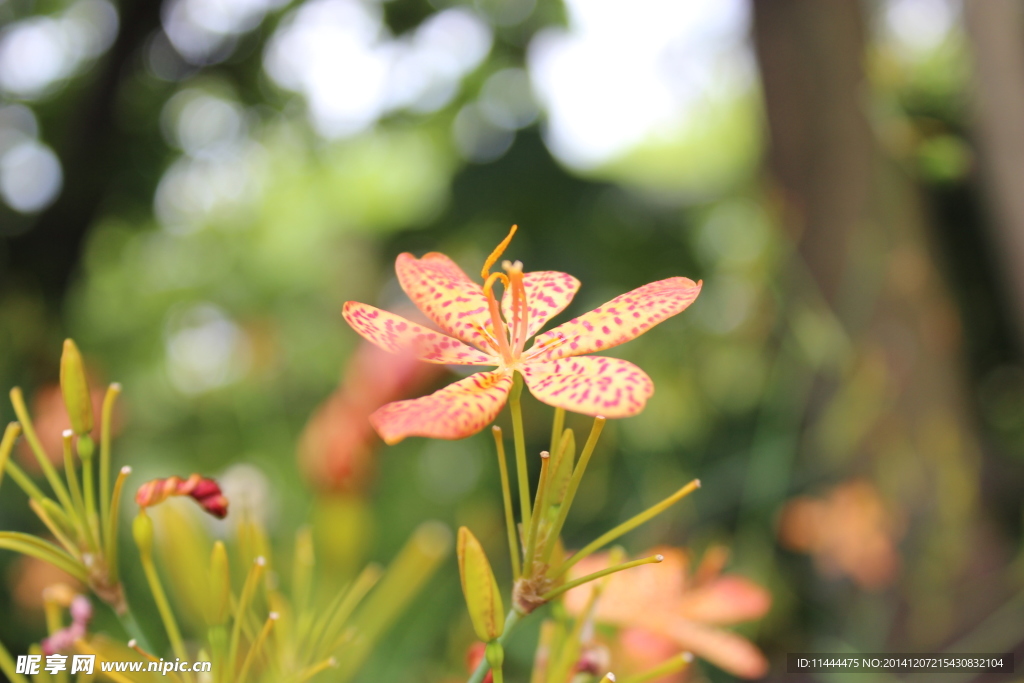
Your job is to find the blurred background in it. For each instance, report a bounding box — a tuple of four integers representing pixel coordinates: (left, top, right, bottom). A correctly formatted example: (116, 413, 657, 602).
(2, 0, 1024, 680)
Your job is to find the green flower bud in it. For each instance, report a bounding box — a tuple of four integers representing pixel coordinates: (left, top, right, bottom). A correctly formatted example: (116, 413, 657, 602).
(60, 339, 93, 436)
(208, 541, 231, 626)
(132, 510, 154, 555)
(457, 526, 504, 643)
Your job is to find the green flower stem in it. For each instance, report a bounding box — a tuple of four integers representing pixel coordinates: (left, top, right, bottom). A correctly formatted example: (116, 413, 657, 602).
(228, 557, 267, 682)
(62, 432, 97, 551)
(117, 608, 153, 653)
(509, 372, 531, 533)
(619, 654, 693, 683)
(77, 435, 101, 547)
(104, 466, 131, 585)
(0, 422, 21, 491)
(0, 532, 87, 582)
(0, 637, 29, 683)
(540, 554, 664, 602)
(99, 384, 120, 532)
(551, 478, 700, 579)
(3, 457, 49, 505)
(236, 613, 277, 683)
(466, 610, 523, 683)
(549, 407, 565, 458)
(540, 416, 605, 565)
(522, 451, 551, 574)
(135, 512, 190, 667)
(492, 427, 521, 579)
(29, 500, 80, 560)
(10, 388, 75, 514)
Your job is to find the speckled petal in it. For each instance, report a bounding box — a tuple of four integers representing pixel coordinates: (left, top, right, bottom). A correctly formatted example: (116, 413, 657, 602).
(396, 252, 497, 352)
(521, 356, 654, 418)
(502, 270, 580, 340)
(527, 277, 701, 361)
(343, 302, 498, 365)
(370, 370, 513, 444)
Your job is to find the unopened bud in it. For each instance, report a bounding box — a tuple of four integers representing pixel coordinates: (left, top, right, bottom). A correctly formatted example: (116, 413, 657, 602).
(208, 541, 231, 626)
(135, 474, 229, 519)
(132, 510, 154, 554)
(60, 339, 93, 436)
(457, 526, 504, 643)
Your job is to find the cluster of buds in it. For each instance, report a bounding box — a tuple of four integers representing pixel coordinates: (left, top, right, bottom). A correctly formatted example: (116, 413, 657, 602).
(0, 340, 131, 614)
(135, 473, 229, 519)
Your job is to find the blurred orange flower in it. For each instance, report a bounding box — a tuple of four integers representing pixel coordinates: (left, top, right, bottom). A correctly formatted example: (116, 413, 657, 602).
(7, 555, 84, 615)
(778, 479, 905, 590)
(564, 546, 771, 680)
(297, 337, 442, 492)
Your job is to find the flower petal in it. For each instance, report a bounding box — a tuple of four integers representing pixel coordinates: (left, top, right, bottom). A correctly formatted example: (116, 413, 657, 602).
(527, 277, 702, 361)
(521, 356, 654, 418)
(502, 270, 581, 340)
(343, 302, 497, 365)
(370, 370, 513, 444)
(677, 576, 772, 625)
(652, 617, 769, 679)
(396, 252, 497, 352)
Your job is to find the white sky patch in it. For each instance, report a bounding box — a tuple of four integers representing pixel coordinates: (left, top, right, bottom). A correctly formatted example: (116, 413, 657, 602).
(163, 0, 289, 64)
(264, 0, 491, 138)
(528, 0, 750, 170)
(881, 0, 957, 58)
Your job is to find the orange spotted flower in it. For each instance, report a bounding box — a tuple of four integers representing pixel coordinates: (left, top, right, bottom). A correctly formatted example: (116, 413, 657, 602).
(343, 227, 702, 444)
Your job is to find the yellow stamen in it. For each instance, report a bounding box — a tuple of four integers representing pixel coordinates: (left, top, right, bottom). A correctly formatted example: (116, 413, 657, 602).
(483, 272, 514, 364)
(481, 225, 518, 280)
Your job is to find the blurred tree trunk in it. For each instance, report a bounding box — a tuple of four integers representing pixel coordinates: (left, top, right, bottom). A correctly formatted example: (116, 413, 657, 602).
(751, 0, 982, 645)
(964, 0, 1024, 346)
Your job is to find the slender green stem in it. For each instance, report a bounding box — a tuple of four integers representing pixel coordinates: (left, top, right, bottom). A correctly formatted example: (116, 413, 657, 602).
(549, 407, 565, 458)
(541, 554, 663, 601)
(62, 432, 96, 551)
(466, 610, 522, 683)
(619, 654, 693, 683)
(10, 388, 75, 514)
(29, 500, 80, 560)
(117, 608, 153, 653)
(492, 427, 521, 579)
(0, 532, 87, 581)
(99, 384, 120, 532)
(551, 479, 700, 578)
(105, 466, 131, 585)
(228, 557, 267, 681)
(509, 372, 531, 533)
(0, 422, 21, 491)
(4, 457, 48, 504)
(522, 451, 551, 575)
(77, 435, 101, 547)
(541, 416, 605, 565)
(0, 631, 29, 683)
(236, 613, 277, 683)
(138, 543, 190, 665)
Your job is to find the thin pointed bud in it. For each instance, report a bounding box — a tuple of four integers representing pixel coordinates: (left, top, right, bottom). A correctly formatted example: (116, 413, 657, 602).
(598, 674, 616, 683)
(60, 339, 93, 436)
(208, 541, 231, 626)
(457, 527, 504, 642)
